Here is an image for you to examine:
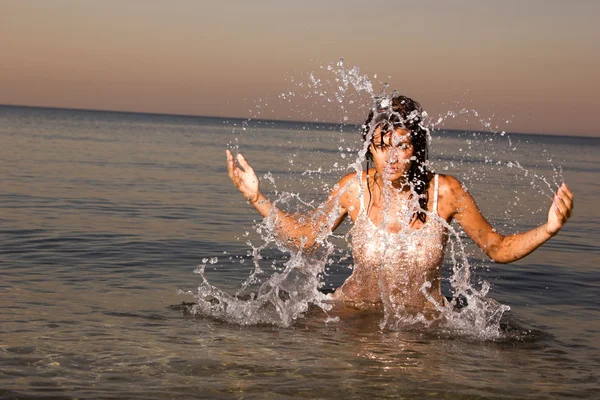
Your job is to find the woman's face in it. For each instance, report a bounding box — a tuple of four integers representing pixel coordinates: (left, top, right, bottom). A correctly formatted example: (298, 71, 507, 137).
(370, 125, 414, 181)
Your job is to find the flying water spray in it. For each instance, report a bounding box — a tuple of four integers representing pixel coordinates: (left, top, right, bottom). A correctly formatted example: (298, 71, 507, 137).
(182, 59, 563, 339)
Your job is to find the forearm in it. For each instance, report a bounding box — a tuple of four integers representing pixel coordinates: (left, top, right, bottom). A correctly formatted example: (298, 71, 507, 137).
(249, 192, 324, 249)
(231, 163, 354, 252)
(489, 224, 554, 264)
(249, 191, 277, 219)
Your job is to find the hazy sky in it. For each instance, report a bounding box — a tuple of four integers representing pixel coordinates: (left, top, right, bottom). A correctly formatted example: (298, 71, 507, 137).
(2, 0, 599, 136)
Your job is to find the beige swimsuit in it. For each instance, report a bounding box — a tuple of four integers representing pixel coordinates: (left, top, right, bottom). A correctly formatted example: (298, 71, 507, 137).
(333, 174, 448, 312)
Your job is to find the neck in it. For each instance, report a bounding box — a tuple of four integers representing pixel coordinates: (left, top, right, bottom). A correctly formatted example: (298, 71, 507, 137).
(389, 177, 410, 191)
(372, 173, 411, 195)
(372, 171, 410, 192)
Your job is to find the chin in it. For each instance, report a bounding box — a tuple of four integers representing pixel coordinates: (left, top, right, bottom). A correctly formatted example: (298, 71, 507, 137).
(383, 173, 405, 181)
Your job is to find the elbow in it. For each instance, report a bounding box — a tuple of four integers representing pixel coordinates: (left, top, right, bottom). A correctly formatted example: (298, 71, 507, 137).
(489, 249, 524, 265)
(486, 249, 508, 264)
(489, 254, 511, 264)
(485, 235, 511, 264)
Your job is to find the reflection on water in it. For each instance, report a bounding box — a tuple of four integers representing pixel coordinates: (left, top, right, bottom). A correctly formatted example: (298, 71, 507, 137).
(1, 105, 599, 398)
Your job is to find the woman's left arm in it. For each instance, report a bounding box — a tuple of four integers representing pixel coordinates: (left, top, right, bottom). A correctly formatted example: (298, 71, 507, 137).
(446, 177, 574, 264)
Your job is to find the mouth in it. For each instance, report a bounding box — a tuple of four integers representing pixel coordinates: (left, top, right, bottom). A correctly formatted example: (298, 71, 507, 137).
(384, 166, 404, 176)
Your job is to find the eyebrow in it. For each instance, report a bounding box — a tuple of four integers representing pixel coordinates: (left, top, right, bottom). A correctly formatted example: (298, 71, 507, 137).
(377, 131, 410, 140)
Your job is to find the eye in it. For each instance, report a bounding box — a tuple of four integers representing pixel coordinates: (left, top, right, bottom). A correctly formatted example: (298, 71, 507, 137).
(373, 134, 392, 149)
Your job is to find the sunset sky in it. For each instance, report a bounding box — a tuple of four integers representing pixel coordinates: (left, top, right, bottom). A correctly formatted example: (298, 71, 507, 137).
(2, 0, 599, 137)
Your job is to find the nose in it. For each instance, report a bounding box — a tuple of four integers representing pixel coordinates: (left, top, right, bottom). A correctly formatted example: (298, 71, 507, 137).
(387, 147, 399, 163)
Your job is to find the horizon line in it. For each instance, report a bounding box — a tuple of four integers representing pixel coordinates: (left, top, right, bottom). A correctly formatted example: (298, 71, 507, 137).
(1, 103, 596, 140)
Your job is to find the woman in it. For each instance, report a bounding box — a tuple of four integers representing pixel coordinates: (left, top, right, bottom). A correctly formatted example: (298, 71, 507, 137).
(225, 95, 574, 319)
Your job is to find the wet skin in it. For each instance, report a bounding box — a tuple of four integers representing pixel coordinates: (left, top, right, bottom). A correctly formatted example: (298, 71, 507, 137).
(226, 130, 574, 264)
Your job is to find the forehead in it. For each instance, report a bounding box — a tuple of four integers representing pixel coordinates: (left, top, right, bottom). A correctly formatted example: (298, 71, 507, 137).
(373, 125, 411, 140)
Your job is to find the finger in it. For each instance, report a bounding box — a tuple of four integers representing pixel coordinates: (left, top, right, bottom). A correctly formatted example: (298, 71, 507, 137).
(559, 183, 574, 202)
(555, 186, 567, 206)
(559, 191, 574, 216)
(562, 199, 574, 219)
(226, 150, 238, 180)
(553, 195, 569, 219)
(550, 204, 566, 227)
(237, 153, 252, 171)
(227, 149, 240, 165)
(226, 148, 236, 164)
(556, 187, 574, 216)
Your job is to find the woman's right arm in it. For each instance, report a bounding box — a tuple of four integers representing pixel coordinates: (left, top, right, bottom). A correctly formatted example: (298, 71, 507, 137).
(226, 149, 355, 249)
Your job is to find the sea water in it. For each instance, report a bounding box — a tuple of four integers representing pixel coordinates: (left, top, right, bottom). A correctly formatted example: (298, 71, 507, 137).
(1, 94, 599, 397)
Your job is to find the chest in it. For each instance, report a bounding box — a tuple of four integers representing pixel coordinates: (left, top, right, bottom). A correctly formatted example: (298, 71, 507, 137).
(348, 180, 453, 231)
(351, 212, 447, 265)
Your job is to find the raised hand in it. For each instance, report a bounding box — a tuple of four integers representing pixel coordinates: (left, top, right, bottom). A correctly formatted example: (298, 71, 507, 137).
(226, 149, 260, 203)
(546, 183, 574, 236)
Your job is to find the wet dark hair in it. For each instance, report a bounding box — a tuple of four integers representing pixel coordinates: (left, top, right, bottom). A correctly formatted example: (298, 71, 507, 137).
(361, 95, 431, 222)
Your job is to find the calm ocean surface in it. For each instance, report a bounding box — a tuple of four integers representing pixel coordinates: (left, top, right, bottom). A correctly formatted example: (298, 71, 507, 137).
(1, 105, 598, 399)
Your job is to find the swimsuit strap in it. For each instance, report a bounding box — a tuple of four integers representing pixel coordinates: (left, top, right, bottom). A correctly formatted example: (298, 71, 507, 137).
(433, 174, 439, 215)
(359, 173, 366, 212)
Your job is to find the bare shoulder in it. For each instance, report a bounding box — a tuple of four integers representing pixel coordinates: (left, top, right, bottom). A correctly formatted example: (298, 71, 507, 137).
(328, 171, 362, 206)
(436, 174, 466, 195)
(434, 174, 469, 219)
(339, 171, 361, 185)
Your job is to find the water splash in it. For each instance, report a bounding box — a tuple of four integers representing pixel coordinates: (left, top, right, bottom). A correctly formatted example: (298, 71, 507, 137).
(184, 59, 560, 340)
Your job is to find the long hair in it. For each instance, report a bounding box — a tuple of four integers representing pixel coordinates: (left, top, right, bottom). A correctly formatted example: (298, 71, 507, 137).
(361, 95, 431, 222)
